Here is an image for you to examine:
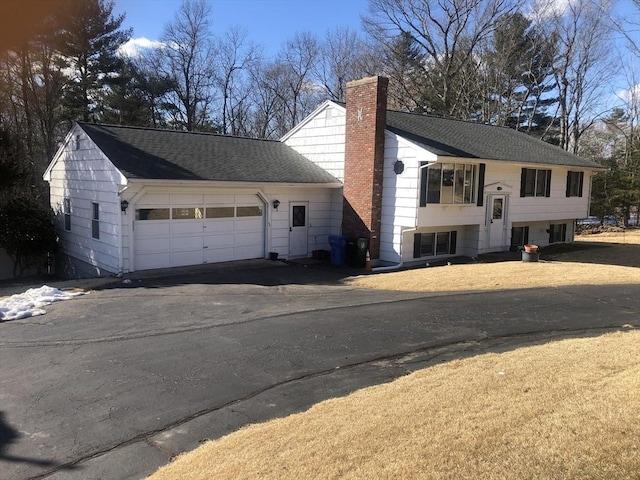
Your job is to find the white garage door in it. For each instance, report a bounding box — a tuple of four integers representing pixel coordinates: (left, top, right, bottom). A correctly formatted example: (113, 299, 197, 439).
(134, 193, 265, 270)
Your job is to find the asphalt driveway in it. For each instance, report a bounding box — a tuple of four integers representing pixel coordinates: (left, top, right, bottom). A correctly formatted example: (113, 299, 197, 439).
(1, 260, 638, 480)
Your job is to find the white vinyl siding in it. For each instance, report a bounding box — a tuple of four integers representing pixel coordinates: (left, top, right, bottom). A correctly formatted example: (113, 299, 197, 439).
(47, 126, 123, 275)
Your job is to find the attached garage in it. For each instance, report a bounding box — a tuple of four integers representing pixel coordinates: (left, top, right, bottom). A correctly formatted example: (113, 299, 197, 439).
(44, 122, 341, 277)
(134, 193, 265, 270)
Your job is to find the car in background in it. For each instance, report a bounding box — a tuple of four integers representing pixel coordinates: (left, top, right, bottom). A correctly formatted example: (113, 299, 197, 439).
(576, 216, 601, 226)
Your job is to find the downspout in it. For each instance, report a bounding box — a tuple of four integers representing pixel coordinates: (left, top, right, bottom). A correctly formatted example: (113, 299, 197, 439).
(371, 226, 416, 272)
(371, 162, 433, 273)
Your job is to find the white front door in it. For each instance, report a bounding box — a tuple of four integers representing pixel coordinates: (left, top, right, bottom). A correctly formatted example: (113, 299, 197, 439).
(489, 194, 507, 248)
(289, 202, 308, 257)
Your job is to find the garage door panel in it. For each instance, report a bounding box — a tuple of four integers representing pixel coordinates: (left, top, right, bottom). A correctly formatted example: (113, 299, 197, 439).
(136, 237, 171, 254)
(235, 231, 262, 247)
(236, 218, 263, 232)
(137, 253, 172, 270)
(205, 247, 235, 263)
(172, 250, 204, 267)
(205, 233, 235, 248)
(136, 222, 170, 238)
(171, 236, 203, 252)
(134, 193, 265, 270)
(235, 244, 263, 259)
(203, 218, 234, 230)
(172, 222, 204, 235)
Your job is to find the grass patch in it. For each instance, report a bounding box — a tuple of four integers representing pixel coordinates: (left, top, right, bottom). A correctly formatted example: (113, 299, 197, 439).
(148, 330, 640, 480)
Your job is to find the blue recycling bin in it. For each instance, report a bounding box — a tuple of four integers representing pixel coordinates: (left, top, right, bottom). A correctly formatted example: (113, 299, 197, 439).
(328, 235, 348, 266)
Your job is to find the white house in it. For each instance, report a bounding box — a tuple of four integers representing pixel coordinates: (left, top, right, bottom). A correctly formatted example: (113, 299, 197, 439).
(283, 76, 603, 267)
(44, 76, 602, 277)
(43, 124, 341, 277)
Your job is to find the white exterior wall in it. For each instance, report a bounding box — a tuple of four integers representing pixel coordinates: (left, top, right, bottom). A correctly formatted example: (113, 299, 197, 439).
(401, 159, 595, 260)
(379, 133, 437, 264)
(283, 103, 347, 182)
(46, 126, 124, 276)
(119, 183, 339, 272)
(285, 103, 596, 264)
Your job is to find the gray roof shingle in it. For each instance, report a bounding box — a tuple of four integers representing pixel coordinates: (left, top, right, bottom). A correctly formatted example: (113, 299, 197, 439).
(78, 123, 340, 184)
(385, 110, 602, 169)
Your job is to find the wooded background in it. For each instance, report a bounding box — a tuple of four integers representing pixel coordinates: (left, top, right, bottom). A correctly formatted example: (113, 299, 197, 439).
(1, 0, 638, 224)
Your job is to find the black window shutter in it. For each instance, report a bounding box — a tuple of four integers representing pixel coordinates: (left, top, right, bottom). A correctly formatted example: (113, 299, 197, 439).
(419, 163, 428, 207)
(413, 233, 422, 258)
(477, 163, 486, 206)
(524, 226, 530, 245)
(566, 171, 572, 197)
(449, 231, 457, 254)
(545, 170, 552, 197)
(578, 172, 584, 197)
(520, 168, 527, 197)
(549, 224, 554, 243)
(562, 223, 567, 241)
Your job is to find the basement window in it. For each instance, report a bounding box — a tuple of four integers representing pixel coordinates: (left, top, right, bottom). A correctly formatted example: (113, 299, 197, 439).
(549, 224, 567, 243)
(413, 231, 458, 258)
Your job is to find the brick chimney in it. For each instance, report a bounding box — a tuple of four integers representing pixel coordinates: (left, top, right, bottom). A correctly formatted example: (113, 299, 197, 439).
(342, 76, 388, 260)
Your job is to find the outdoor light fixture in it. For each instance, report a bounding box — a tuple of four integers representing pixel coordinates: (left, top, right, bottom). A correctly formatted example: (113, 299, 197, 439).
(272, 199, 280, 211)
(120, 200, 129, 214)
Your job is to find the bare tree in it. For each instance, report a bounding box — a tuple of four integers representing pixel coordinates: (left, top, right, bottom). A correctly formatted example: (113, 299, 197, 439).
(316, 27, 371, 101)
(214, 27, 261, 135)
(531, 0, 615, 153)
(277, 32, 322, 131)
(153, 0, 216, 131)
(363, 0, 523, 117)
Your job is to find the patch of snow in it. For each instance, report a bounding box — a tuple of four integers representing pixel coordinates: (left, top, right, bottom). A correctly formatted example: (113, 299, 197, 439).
(0, 285, 84, 322)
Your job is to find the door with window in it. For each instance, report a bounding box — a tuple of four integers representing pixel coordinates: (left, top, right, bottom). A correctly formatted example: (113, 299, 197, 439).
(289, 202, 308, 257)
(488, 194, 507, 248)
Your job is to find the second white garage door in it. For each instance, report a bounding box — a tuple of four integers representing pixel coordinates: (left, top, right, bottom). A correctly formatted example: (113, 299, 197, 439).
(134, 193, 265, 270)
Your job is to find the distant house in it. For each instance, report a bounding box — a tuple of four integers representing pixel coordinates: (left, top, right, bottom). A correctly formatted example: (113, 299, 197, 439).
(283, 76, 603, 266)
(44, 76, 602, 277)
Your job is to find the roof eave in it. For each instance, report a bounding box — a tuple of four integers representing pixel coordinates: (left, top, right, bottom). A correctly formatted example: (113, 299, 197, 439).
(125, 178, 343, 188)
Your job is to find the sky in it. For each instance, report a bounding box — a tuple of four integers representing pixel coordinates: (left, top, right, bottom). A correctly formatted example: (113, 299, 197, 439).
(112, 0, 638, 110)
(113, 0, 370, 56)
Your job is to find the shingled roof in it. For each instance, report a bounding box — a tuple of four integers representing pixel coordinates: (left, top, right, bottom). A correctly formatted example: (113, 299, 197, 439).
(385, 110, 601, 168)
(78, 123, 340, 184)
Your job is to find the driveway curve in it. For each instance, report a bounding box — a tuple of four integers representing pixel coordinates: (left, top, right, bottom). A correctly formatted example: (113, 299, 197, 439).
(1, 261, 638, 480)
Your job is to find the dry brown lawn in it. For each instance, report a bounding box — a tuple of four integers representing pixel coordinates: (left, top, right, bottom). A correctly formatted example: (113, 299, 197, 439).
(346, 230, 640, 293)
(147, 231, 640, 480)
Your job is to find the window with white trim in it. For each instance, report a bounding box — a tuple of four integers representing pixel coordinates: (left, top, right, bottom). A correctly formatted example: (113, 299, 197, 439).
(413, 231, 458, 258)
(420, 163, 477, 206)
(549, 223, 567, 243)
(520, 168, 551, 197)
(566, 171, 584, 197)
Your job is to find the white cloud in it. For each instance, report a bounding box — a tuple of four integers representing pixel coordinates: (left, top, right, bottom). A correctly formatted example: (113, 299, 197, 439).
(118, 37, 165, 58)
(615, 83, 640, 105)
(526, 0, 574, 20)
